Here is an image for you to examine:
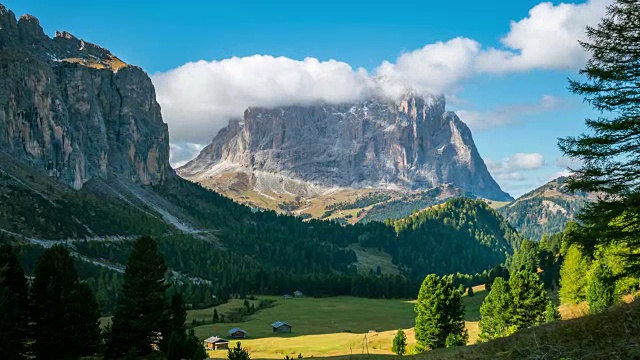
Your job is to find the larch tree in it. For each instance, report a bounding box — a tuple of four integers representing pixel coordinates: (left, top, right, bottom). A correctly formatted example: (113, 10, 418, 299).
(559, 244, 590, 304)
(558, 0, 640, 274)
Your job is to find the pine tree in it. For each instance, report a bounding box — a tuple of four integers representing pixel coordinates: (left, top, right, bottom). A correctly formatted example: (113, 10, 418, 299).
(545, 300, 561, 323)
(558, 0, 640, 275)
(31, 245, 100, 359)
(509, 270, 549, 328)
(392, 329, 407, 355)
(479, 277, 513, 340)
(106, 236, 169, 358)
(228, 341, 251, 360)
(0, 245, 30, 360)
(414, 274, 467, 351)
(467, 286, 474, 297)
(587, 262, 616, 314)
(414, 274, 443, 350)
(559, 245, 590, 304)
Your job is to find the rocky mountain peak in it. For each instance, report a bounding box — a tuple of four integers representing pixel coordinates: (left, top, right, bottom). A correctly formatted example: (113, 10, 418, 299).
(180, 93, 512, 203)
(0, 4, 171, 189)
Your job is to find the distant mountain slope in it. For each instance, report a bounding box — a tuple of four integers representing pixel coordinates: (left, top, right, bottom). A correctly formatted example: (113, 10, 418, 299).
(497, 177, 594, 240)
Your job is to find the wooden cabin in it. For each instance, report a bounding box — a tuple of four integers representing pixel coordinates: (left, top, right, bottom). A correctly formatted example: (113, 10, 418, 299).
(228, 327, 248, 339)
(271, 321, 292, 333)
(204, 336, 230, 351)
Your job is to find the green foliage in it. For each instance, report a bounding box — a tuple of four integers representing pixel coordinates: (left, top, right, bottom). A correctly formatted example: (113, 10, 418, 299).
(558, 0, 640, 275)
(480, 271, 551, 341)
(228, 341, 251, 360)
(587, 262, 616, 314)
(414, 274, 468, 351)
(509, 239, 539, 273)
(106, 237, 169, 358)
(390, 198, 522, 279)
(0, 245, 30, 360)
(392, 329, 407, 355)
(559, 245, 590, 304)
(479, 277, 513, 340)
(31, 245, 100, 359)
(509, 270, 549, 328)
(545, 300, 561, 323)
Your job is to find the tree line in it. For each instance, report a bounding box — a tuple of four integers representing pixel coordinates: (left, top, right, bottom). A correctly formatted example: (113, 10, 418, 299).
(0, 238, 207, 360)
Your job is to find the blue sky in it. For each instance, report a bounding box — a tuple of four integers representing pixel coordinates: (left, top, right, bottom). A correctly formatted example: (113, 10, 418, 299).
(3, 0, 608, 197)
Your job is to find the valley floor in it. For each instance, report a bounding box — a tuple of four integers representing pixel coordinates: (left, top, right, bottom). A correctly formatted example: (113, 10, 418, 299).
(193, 286, 489, 359)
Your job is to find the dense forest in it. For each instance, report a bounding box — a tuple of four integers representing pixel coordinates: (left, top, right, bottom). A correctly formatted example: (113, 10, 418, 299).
(2, 176, 523, 315)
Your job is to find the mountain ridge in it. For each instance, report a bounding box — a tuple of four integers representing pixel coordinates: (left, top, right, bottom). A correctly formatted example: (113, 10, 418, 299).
(178, 93, 512, 218)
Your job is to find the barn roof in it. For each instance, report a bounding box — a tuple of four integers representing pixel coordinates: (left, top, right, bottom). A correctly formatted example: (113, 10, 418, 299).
(271, 321, 291, 328)
(229, 327, 248, 334)
(204, 336, 229, 344)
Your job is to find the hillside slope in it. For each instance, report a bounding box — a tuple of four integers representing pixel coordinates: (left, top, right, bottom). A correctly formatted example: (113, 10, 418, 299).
(414, 299, 640, 360)
(498, 177, 594, 240)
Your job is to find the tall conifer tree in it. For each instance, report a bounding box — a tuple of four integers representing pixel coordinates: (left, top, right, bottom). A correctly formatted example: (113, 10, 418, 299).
(31, 245, 100, 359)
(558, 0, 640, 274)
(106, 236, 169, 358)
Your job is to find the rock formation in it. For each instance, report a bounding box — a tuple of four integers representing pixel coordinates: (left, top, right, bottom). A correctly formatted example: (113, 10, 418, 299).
(0, 4, 170, 189)
(180, 92, 512, 201)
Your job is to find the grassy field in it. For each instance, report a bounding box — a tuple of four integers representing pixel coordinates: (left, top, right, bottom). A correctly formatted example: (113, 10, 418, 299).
(195, 287, 489, 359)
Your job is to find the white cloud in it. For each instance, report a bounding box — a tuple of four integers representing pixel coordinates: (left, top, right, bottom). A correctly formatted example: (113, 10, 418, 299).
(457, 95, 572, 131)
(375, 37, 481, 98)
(153, 56, 373, 143)
(487, 153, 544, 172)
(152, 0, 611, 145)
(477, 0, 610, 73)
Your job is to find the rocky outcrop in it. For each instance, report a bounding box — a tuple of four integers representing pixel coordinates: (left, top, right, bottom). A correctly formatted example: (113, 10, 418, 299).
(0, 4, 170, 189)
(180, 92, 512, 201)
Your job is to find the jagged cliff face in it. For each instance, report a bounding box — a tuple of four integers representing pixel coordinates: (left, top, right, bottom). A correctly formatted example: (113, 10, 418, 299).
(0, 5, 170, 189)
(180, 93, 512, 201)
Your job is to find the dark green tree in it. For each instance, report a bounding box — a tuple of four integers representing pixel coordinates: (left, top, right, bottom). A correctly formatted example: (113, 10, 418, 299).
(31, 245, 100, 359)
(106, 236, 169, 358)
(509, 270, 549, 328)
(414, 274, 467, 351)
(558, 0, 640, 274)
(228, 341, 251, 360)
(392, 329, 407, 355)
(213, 308, 220, 323)
(479, 277, 513, 340)
(587, 262, 616, 314)
(467, 286, 474, 297)
(0, 245, 30, 360)
(166, 293, 188, 360)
